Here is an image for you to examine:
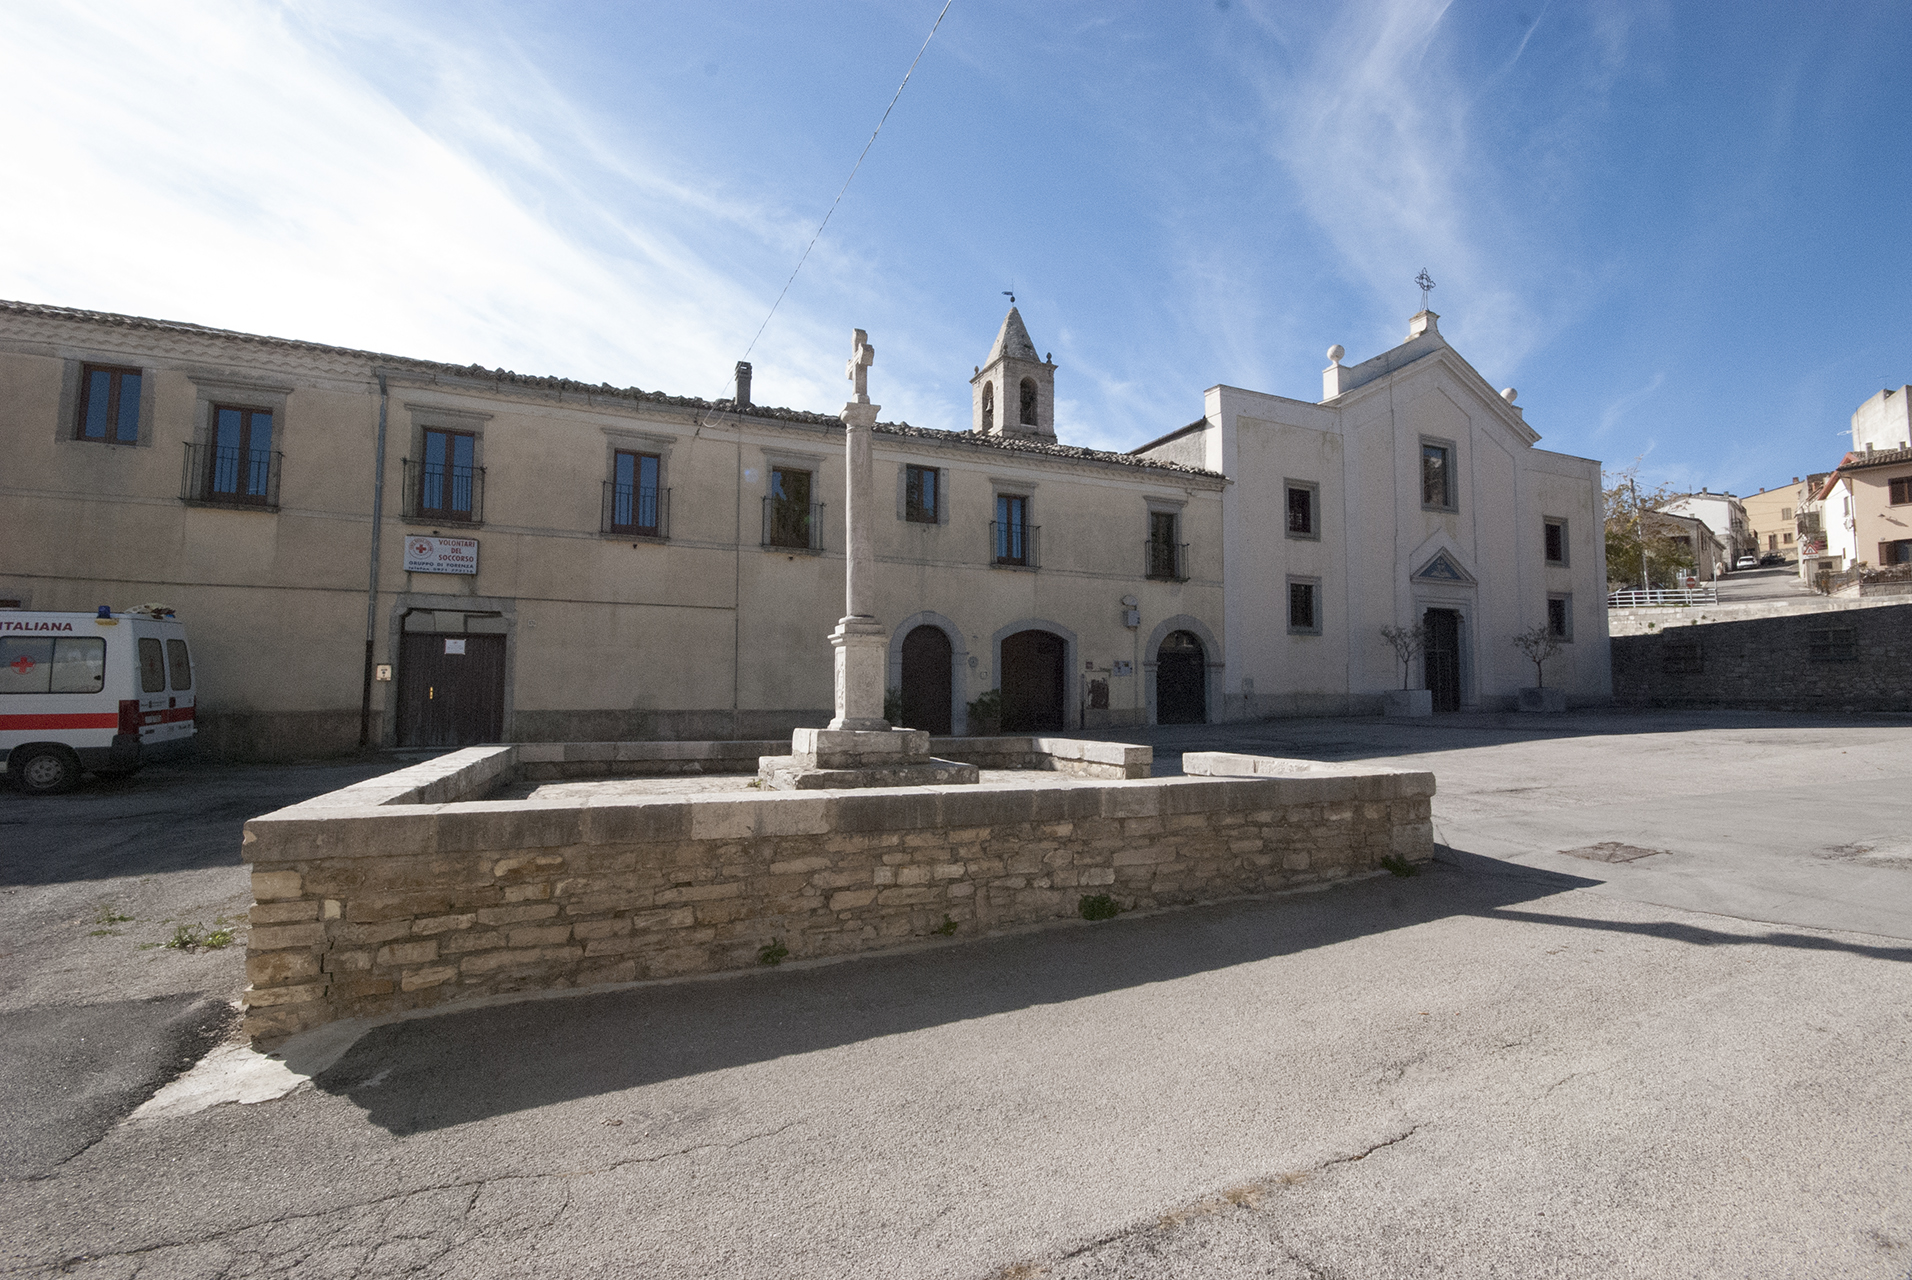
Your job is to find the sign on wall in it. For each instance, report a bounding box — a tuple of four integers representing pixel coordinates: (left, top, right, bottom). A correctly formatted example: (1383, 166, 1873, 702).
(404, 536, 478, 575)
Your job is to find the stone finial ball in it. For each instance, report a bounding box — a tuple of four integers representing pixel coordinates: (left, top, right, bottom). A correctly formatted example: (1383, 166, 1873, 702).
(1501, 387, 1519, 403)
(1326, 344, 1345, 363)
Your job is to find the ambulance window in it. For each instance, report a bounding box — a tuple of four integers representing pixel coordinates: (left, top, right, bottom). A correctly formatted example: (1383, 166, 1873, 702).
(138, 638, 167, 692)
(0, 638, 54, 693)
(51, 638, 106, 693)
(167, 639, 193, 691)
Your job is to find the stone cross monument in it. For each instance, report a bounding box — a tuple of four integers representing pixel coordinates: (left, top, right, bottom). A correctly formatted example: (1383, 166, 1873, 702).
(756, 328, 978, 790)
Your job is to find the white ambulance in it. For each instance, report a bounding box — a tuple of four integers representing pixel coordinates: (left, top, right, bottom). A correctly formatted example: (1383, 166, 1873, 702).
(0, 605, 197, 794)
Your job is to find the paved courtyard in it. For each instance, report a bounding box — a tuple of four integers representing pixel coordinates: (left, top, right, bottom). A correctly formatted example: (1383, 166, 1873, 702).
(3, 712, 1910, 1278)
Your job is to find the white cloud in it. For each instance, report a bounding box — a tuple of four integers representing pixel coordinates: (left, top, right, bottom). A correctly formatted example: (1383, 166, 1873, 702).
(0, 0, 918, 418)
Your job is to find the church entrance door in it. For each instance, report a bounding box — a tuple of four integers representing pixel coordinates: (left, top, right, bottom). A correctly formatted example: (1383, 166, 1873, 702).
(1423, 608, 1462, 712)
(1000, 629, 1065, 731)
(899, 625, 953, 734)
(1155, 630, 1206, 724)
(397, 631, 506, 747)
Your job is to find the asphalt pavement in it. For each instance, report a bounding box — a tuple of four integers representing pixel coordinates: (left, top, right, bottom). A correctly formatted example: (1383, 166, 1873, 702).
(3, 713, 1910, 1279)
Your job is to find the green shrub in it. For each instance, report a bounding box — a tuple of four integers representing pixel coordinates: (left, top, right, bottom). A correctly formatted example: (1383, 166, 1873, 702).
(757, 938, 790, 966)
(931, 914, 959, 936)
(1078, 893, 1120, 921)
(966, 689, 1002, 736)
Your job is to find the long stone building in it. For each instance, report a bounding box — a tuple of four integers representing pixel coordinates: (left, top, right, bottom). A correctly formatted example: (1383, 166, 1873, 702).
(0, 298, 1609, 760)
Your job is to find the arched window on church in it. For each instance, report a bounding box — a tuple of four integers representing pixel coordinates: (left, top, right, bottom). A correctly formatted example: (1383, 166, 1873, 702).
(1019, 377, 1037, 426)
(981, 382, 994, 432)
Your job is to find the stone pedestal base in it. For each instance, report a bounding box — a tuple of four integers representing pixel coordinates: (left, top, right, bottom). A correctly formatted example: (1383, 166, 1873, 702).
(1517, 687, 1567, 714)
(759, 725, 980, 790)
(1382, 689, 1433, 718)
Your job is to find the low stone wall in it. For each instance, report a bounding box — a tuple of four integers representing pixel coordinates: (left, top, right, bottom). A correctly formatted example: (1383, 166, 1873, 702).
(240, 756, 1435, 1041)
(1606, 594, 1905, 637)
(1612, 600, 1912, 711)
(931, 736, 1152, 779)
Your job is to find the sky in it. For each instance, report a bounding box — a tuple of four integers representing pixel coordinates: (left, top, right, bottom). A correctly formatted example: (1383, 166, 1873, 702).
(3, 0, 1908, 497)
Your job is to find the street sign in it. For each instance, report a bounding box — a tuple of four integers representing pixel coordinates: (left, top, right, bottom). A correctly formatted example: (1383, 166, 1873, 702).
(404, 536, 478, 575)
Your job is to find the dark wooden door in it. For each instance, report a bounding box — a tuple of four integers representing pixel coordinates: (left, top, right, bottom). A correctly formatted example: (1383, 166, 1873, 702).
(1000, 629, 1065, 732)
(398, 632, 506, 747)
(1156, 630, 1206, 724)
(899, 625, 953, 734)
(1423, 608, 1461, 712)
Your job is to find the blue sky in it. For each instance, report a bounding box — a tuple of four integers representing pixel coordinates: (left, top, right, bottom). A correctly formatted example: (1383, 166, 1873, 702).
(4, 0, 1907, 496)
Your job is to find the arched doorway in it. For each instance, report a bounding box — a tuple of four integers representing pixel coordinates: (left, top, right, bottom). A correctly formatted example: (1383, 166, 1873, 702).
(899, 625, 953, 734)
(1156, 630, 1206, 724)
(1000, 629, 1065, 731)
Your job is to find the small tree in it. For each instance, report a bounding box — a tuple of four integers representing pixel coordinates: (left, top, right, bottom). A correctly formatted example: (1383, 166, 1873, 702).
(1379, 624, 1426, 690)
(1511, 624, 1563, 689)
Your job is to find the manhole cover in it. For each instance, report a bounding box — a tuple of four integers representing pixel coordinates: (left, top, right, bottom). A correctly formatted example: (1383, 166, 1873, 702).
(1559, 842, 1668, 863)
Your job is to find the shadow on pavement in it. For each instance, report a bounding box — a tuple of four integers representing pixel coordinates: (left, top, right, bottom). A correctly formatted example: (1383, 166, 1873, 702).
(318, 852, 1606, 1135)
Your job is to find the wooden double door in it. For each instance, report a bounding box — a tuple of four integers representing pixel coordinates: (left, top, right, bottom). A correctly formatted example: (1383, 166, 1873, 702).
(1422, 608, 1462, 713)
(397, 632, 506, 747)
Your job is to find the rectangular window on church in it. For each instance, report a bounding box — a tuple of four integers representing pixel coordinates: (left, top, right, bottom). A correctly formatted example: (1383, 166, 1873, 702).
(905, 465, 939, 523)
(1287, 577, 1320, 635)
(1286, 482, 1317, 539)
(1544, 517, 1567, 565)
(1421, 441, 1454, 510)
(1547, 594, 1572, 640)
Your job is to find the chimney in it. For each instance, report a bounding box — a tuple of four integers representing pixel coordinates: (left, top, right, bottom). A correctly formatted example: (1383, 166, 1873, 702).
(734, 361, 753, 408)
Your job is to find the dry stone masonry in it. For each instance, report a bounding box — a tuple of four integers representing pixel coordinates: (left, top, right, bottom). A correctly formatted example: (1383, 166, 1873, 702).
(240, 744, 1434, 1040)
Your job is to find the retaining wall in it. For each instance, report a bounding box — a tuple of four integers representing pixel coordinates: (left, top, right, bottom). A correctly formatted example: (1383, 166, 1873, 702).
(1611, 600, 1912, 711)
(240, 751, 1435, 1041)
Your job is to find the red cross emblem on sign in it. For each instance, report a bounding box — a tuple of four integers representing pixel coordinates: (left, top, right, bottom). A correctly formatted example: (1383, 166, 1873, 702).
(412, 540, 433, 557)
(8, 655, 35, 676)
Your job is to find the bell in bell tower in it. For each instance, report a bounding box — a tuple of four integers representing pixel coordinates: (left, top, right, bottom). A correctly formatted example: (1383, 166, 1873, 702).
(971, 305, 1056, 439)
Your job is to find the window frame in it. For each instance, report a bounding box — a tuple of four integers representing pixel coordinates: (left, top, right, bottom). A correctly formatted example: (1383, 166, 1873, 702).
(767, 464, 816, 549)
(202, 404, 277, 507)
(903, 464, 941, 524)
(73, 363, 145, 445)
(1286, 575, 1322, 635)
(1890, 478, 1912, 506)
(995, 492, 1032, 567)
(1546, 593, 1573, 641)
(1420, 438, 1457, 512)
(0, 636, 107, 694)
(1146, 508, 1184, 581)
(609, 449, 664, 537)
(417, 426, 480, 523)
(1285, 480, 1319, 540)
(1543, 517, 1568, 566)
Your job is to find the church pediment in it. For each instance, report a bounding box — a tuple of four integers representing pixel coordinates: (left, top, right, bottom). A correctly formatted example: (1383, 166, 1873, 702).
(1412, 549, 1476, 584)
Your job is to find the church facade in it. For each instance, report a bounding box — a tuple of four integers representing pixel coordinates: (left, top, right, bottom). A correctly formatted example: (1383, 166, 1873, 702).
(1136, 310, 1611, 715)
(0, 301, 1225, 757)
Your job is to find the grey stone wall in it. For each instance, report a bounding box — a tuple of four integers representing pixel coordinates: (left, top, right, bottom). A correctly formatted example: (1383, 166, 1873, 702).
(241, 768, 1434, 1041)
(1612, 601, 1912, 711)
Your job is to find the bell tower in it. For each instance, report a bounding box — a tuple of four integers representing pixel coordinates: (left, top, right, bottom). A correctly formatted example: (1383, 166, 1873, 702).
(970, 306, 1056, 439)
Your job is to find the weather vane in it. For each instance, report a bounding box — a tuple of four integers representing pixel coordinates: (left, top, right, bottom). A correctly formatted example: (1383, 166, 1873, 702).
(1415, 269, 1435, 310)
(1003, 289, 1015, 305)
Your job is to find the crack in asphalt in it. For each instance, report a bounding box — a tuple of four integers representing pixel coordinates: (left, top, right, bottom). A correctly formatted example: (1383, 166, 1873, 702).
(15, 1121, 803, 1277)
(990, 1125, 1423, 1279)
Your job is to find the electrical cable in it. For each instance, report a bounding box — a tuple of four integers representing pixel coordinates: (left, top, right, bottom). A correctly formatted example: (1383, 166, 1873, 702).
(731, 0, 954, 379)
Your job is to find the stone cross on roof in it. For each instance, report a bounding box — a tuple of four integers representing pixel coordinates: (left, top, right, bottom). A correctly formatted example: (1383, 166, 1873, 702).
(846, 328, 874, 404)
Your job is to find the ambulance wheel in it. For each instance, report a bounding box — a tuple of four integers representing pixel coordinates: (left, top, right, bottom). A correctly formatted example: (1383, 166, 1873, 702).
(12, 747, 81, 795)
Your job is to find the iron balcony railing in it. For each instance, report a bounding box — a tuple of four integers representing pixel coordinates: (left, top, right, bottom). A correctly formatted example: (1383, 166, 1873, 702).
(603, 483, 669, 538)
(1146, 540, 1188, 581)
(762, 498, 824, 550)
(402, 458, 485, 524)
(1606, 586, 1719, 608)
(991, 520, 1039, 568)
(181, 441, 281, 509)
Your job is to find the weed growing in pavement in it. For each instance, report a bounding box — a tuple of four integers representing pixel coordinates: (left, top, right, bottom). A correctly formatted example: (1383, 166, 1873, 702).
(88, 929, 119, 938)
(931, 914, 959, 936)
(1078, 893, 1120, 921)
(166, 923, 237, 951)
(93, 907, 134, 925)
(757, 938, 790, 966)
(1380, 855, 1420, 878)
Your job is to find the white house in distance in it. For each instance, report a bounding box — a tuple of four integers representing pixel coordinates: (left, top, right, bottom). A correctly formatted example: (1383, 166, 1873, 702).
(1659, 490, 1750, 571)
(1136, 310, 1611, 714)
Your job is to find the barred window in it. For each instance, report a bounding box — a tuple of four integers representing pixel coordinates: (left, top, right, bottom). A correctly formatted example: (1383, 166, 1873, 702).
(1807, 628, 1857, 662)
(1661, 641, 1703, 674)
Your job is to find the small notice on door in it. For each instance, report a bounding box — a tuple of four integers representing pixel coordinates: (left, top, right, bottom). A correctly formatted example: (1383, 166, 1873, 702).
(405, 536, 479, 575)
(443, 638, 466, 655)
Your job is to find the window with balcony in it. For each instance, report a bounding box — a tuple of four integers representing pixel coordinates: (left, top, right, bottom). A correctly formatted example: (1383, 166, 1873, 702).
(409, 428, 482, 523)
(994, 494, 1034, 567)
(606, 450, 666, 537)
(192, 406, 278, 507)
(1146, 510, 1186, 580)
(764, 466, 820, 549)
(75, 364, 142, 444)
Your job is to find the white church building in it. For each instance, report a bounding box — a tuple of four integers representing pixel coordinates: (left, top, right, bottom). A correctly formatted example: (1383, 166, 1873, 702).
(1137, 309, 1611, 715)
